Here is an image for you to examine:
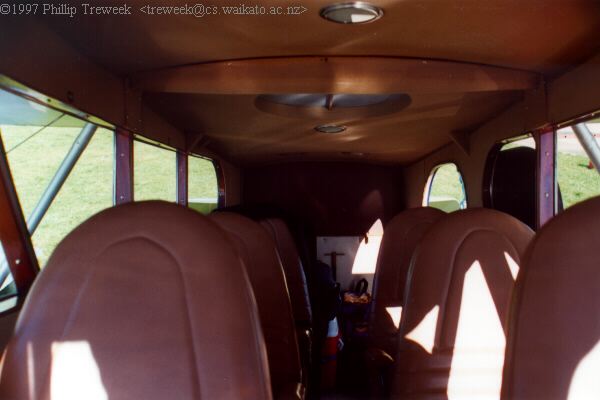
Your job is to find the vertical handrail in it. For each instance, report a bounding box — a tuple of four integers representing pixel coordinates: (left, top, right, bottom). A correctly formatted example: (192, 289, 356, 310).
(572, 123, 600, 173)
(27, 123, 98, 234)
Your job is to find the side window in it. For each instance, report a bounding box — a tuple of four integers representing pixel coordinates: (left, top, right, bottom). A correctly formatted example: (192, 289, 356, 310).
(0, 89, 113, 266)
(556, 122, 600, 210)
(188, 155, 218, 214)
(134, 139, 176, 202)
(424, 163, 467, 212)
(483, 135, 536, 229)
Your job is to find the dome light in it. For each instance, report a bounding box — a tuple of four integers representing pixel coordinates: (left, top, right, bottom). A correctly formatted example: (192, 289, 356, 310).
(320, 2, 383, 24)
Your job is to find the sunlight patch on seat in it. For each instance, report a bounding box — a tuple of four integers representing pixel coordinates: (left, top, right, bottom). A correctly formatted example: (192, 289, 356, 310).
(385, 306, 403, 329)
(568, 339, 600, 400)
(27, 342, 35, 400)
(351, 219, 383, 275)
(50, 341, 107, 400)
(404, 305, 439, 354)
(503, 252, 520, 280)
(447, 261, 506, 400)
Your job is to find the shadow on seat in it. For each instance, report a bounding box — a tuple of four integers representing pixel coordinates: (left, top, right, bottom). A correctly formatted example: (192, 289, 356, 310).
(0, 201, 272, 400)
(391, 208, 533, 400)
(501, 196, 600, 400)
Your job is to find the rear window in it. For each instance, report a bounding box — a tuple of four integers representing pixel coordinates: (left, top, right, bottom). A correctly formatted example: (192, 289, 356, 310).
(424, 163, 467, 212)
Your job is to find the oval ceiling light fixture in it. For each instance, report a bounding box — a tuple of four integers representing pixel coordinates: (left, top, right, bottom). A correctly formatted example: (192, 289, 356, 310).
(320, 2, 384, 24)
(315, 124, 347, 134)
(255, 93, 411, 119)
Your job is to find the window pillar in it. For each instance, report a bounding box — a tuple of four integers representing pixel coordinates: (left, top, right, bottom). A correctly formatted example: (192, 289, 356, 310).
(536, 126, 556, 228)
(114, 129, 133, 205)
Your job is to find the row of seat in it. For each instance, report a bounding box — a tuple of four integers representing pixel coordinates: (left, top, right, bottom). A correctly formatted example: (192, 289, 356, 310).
(1, 197, 597, 399)
(209, 212, 305, 399)
(0, 202, 313, 400)
(368, 198, 600, 399)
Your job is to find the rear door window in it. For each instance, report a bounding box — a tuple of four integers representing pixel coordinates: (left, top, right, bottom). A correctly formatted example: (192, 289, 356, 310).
(424, 163, 467, 212)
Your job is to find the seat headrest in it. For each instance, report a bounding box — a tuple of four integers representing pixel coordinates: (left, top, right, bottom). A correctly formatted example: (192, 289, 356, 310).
(0, 201, 272, 400)
(392, 208, 534, 399)
(401, 208, 534, 339)
(370, 207, 445, 354)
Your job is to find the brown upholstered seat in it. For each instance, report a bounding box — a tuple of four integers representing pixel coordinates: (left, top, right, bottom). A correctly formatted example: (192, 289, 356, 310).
(210, 212, 303, 400)
(392, 208, 534, 400)
(501, 196, 600, 400)
(0, 201, 272, 400)
(259, 218, 312, 390)
(259, 218, 312, 329)
(369, 207, 446, 357)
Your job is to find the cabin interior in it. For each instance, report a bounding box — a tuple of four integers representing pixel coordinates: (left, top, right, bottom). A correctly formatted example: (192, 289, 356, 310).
(0, 1, 599, 399)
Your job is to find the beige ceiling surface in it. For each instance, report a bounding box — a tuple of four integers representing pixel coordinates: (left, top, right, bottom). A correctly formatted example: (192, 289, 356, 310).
(42, 0, 600, 164)
(146, 91, 521, 164)
(46, 0, 600, 75)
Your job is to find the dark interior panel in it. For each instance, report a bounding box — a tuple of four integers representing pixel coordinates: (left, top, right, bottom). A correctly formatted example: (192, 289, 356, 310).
(243, 162, 404, 236)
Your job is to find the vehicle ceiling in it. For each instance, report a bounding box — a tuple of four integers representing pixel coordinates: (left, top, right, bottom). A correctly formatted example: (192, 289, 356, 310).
(42, 0, 600, 165)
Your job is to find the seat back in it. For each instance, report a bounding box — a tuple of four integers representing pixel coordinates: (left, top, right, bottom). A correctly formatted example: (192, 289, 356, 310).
(369, 207, 445, 356)
(501, 196, 600, 400)
(392, 208, 533, 400)
(260, 218, 312, 327)
(260, 218, 313, 391)
(0, 202, 272, 400)
(210, 212, 302, 398)
(485, 146, 536, 229)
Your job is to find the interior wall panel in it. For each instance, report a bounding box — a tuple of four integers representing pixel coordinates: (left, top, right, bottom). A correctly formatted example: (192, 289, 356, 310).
(404, 83, 553, 208)
(0, 16, 185, 150)
(243, 162, 404, 236)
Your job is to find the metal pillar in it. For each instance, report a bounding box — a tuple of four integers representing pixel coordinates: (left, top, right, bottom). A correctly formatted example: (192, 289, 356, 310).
(0, 132, 38, 294)
(573, 123, 600, 173)
(114, 129, 133, 205)
(536, 127, 556, 229)
(177, 151, 188, 206)
(27, 123, 98, 234)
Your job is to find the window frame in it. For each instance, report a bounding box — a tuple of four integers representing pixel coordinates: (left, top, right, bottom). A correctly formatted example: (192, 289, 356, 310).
(553, 114, 600, 214)
(213, 158, 226, 208)
(0, 130, 38, 309)
(0, 84, 229, 311)
(0, 84, 115, 306)
(114, 128, 133, 205)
